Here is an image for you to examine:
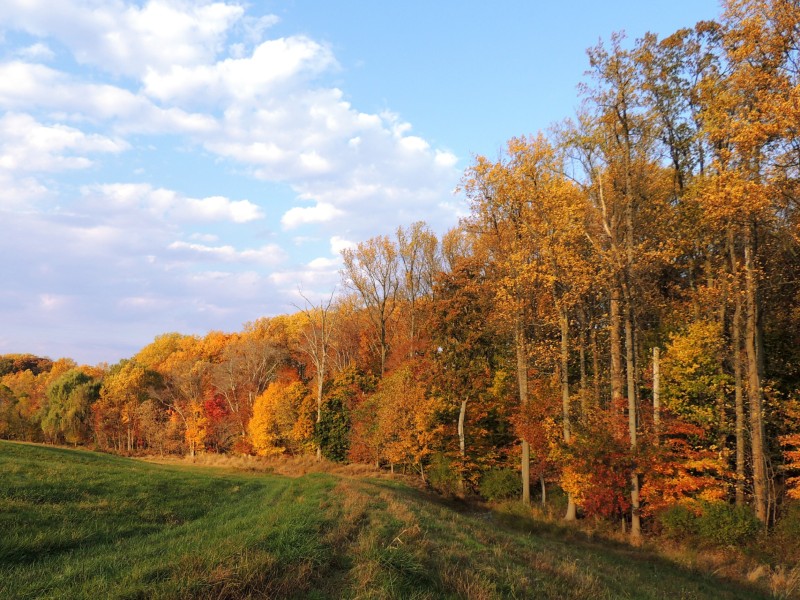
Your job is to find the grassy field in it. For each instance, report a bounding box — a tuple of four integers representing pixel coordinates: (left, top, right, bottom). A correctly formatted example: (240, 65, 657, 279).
(0, 441, 777, 599)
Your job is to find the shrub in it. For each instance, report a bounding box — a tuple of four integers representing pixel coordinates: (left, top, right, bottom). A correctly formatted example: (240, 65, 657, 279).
(659, 502, 761, 547)
(773, 501, 800, 561)
(659, 503, 698, 541)
(696, 502, 761, 546)
(479, 468, 522, 502)
(427, 453, 460, 495)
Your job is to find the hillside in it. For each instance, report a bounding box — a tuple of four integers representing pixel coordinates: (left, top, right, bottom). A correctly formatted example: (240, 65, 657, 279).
(0, 441, 774, 599)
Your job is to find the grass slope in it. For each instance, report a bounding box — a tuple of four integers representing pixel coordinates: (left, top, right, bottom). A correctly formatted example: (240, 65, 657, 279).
(0, 441, 772, 599)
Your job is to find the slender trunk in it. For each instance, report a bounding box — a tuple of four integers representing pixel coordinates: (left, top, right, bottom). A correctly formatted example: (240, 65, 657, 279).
(653, 347, 660, 440)
(744, 224, 767, 523)
(592, 326, 601, 406)
(540, 474, 547, 509)
(734, 297, 746, 506)
(380, 319, 388, 376)
(458, 398, 467, 495)
(729, 227, 746, 506)
(516, 318, 531, 505)
(316, 366, 324, 461)
(610, 284, 624, 412)
(579, 307, 588, 416)
(409, 298, 416, 358)
(560, 306, 577, 520)
(625, 299, 641, 540)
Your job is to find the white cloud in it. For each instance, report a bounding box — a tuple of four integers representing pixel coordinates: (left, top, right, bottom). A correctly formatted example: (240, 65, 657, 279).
(0, 0, 246, 78)
(307, 256, 340, 269)
(0, 62, 218, 135)
(143, 36, 336, 105)
(167, 241, 286, 265)
(281, 202, 343, 229)
(0, 171, 49, 208)
(82, 183, 264, 224)
(330, 236, 355, 255)
(0, 112, 127, 172)
(16, 42, 55, 61)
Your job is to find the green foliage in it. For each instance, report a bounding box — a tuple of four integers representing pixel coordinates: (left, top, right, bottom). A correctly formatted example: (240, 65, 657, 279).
(659, 503, 698, 540)
(659, 502, 761, 547)
(773, 502, 800, 562)
(426, 452, 461, 495)
(696, 502, 761, 546)
(662, 322, 729, 433)
(0, 385, 15, 439)
(315, 395, 350, 462)
(41, 369, 99, 445)
(479, 468, 522, 502)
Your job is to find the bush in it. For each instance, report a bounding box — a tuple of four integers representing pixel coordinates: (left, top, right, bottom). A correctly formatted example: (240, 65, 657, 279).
(659, 502, 761, 547)
(479, 468, 522, 502)
(427, 453, 460, 495)
(773, 502, 800, 560)
(696, 502, 761, 546)
(659, 503, 697, 541)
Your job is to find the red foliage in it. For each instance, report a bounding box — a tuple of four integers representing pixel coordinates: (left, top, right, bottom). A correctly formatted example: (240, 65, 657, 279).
(203, 394, 229, 423)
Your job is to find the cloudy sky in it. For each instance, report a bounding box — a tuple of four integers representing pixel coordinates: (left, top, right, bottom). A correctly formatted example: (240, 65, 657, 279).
(0, 0, 720, 365)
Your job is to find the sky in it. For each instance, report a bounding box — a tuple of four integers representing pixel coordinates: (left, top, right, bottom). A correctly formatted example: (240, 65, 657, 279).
(0, 0, 721, 366)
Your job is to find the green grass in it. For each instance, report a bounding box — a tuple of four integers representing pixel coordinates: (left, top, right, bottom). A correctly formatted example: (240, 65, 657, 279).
(0, 441, 774, 599)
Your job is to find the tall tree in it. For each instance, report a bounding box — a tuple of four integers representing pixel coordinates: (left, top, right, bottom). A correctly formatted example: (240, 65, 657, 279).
(297, 290, 337, 459)
(342, 236, 400, 376)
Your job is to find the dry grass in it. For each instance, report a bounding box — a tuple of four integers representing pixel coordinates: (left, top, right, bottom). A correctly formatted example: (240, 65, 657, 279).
(139, 452, 391, 480)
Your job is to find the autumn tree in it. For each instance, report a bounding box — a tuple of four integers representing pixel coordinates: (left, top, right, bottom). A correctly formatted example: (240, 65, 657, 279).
(342, 236, 400, 376)
(248, 377, 313, 456)
(397, 221, 440, 355)
(296, 290, 336, 459)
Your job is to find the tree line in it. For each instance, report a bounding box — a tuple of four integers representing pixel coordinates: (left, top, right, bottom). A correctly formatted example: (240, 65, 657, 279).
(1, 0, 800, 542)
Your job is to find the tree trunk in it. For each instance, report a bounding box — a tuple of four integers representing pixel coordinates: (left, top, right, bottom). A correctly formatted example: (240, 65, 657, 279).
(516, 319, 531, 505)
(733, 295, 746, 507)
(729, 226, 746, 506)
(744, 224, 767, 523)
(458, 398, 467, 495)
(610, 284, 624, 412)
(624, 284, 641, 540)
(592, 326, 601, 406)
(540, 474, 547, 509)
(653, 347, 660, 439)
(560, 307, 577, 521)
(579, 307, 588, 415)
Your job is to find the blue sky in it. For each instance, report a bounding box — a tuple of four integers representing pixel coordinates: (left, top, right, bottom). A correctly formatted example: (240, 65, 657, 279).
(0, 0, 720, 365)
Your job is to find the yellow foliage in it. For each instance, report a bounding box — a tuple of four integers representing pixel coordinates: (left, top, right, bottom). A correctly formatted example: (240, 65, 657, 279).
(248, 380, 310, 456)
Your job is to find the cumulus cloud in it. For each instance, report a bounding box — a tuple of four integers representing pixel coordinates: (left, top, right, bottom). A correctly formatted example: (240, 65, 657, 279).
(81, 183, 264, 224)
(0, 0, 464, 364)
(0, 0, 245, 78)
(143, 36, 337, 105)
(281, 202, 343, 229)
(0, 112, 127, 172)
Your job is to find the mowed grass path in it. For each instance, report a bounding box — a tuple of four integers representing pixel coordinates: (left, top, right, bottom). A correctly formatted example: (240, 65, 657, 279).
(0, 442, 771, 599)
